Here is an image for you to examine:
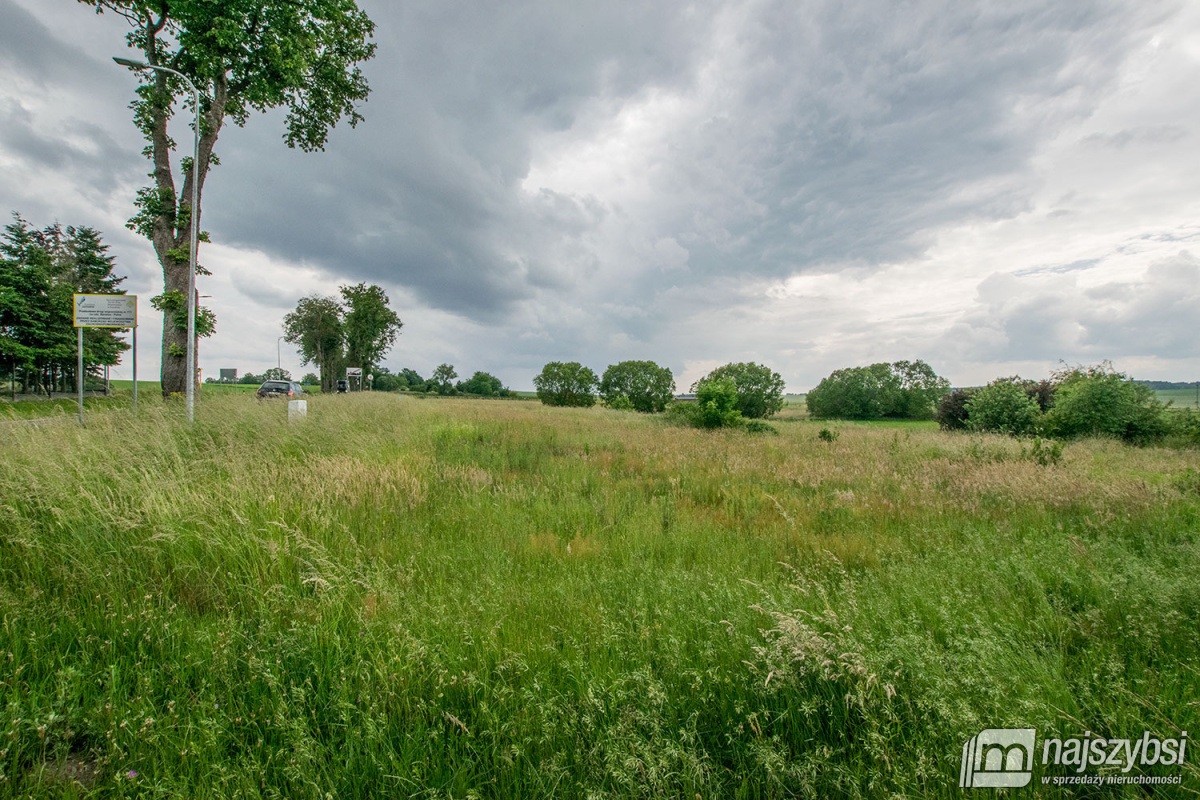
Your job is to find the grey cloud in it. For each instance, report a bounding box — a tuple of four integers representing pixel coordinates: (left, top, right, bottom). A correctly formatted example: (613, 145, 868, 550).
(0, 0, 102, 85)
(4, 0, 1196, 388)
(1014, 258, 1101, 277)
(945, 251, 1200, 363)
(201, 0, 715, 313)
(230, 270, 307, 310)
(1081, 125, 1188, 148)
(199, 0, 1162, 330)
(0, 100, 139, 194)
(1078, 252, 1200, 358)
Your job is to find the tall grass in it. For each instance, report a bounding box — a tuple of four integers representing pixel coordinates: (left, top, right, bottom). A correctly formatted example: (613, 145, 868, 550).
(1, 394, 1198, 797)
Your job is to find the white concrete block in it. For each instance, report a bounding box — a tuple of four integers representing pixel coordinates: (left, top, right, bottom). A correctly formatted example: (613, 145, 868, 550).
(288, 399, 307, 421)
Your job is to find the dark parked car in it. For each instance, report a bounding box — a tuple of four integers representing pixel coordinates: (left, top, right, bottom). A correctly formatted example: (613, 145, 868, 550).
(336, 379, 349, 393)
(257, 380, 305, 399)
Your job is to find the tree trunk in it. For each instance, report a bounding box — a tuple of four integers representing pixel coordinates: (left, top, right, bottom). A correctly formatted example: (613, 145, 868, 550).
(143, 19, 228, 398)
(158, 259, 189, 397)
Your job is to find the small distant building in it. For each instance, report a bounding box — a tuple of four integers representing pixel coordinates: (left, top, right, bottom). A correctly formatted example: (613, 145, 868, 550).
(673, 394, 697, 402)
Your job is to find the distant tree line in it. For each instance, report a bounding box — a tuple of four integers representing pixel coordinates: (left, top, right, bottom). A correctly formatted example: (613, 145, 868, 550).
(373, 363, 514, 397)
(0, 214, 130, 395)
(205, 368, 296, 386)
(530, 359, 785, 432)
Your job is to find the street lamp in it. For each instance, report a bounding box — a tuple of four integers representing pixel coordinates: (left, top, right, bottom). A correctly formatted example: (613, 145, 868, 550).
(113, 56, 200, 423)
(278, 336, 285, 372)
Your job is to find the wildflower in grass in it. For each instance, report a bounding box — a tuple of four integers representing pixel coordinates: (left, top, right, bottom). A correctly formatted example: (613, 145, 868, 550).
(127, 770, 137, 779)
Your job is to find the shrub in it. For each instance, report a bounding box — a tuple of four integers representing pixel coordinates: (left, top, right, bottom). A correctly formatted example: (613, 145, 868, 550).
(817, 427, 839, 443)
(534, 361, 598, 407)
(965, 380, 1042, 436)
(599, 360, 675, 412)
(1168, 409, 1200, 448)
(666, 377, 745, 429)
(698, 362, 785, 419)
(694, 376, 743, 428)
(606, 395, 635, 411)
(807, 360, 949, 420)
(936, 388, 976, 431)
(1043, 364, 1169, 444)
(744, 420, 778, 435)
(1025, 437, 1063, 466)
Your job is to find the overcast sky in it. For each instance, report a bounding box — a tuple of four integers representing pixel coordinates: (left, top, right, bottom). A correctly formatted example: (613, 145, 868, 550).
(2, 0, 1198, 390)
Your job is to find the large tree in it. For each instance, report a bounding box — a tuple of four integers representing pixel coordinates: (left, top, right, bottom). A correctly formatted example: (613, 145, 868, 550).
(599, 360, 675, 412)
(806, 359, 949, 420)
(85, 0, 376, 396)
(282, 296, 344, 393)
(340, 283, 402, 378)
(694, 362, 785, 419)
(534, 362, 598, 408)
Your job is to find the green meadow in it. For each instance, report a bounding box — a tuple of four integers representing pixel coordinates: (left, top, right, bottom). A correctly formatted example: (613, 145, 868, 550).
(1156, 387, 1200, 409)
(1, 393, 1198, 797)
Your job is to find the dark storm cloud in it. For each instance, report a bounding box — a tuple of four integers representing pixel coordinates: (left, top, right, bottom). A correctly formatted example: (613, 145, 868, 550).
(0, 100, 138, 194)
(189, 0, 1161, 324)
(0, 0, 99, 84)
(199, 0, 711, 318)
(3, 0, 1193, 387)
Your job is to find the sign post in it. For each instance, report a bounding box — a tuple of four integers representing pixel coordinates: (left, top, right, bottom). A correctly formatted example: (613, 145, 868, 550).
(73, 294, 137, 423)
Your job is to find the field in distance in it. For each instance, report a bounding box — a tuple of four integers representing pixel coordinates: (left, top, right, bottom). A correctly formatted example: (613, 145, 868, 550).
(1, 394, 1198, 797)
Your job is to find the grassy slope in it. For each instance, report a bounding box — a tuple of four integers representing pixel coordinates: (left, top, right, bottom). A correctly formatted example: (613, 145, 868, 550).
(1, 395, 1198, 797)
(1157, 387, 1200, 409)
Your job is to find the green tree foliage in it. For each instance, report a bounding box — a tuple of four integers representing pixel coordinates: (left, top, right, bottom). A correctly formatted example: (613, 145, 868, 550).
(936, 388, 976, 431)
(696, 362, 784, 419)
(398, 368, 425, 389)
(262, 367, 291, 381)
(599, 360, 675, 412)
(283, 296, 344, 393)
(1043, 363, 1170, 444)
(0, 214, 130, 395)
(238, 373, 260, 385)
(340, 283, 402, 378)
(1170, 409, 1200, 448)
(300, 372, 320, 386)
(457, 371, 506, 397)
(965, 379, 1042, 436)
(431, 364, 458, 394)
(806, 360, 949, 420)
(368, 367, 402, 392)
(534, 361, 598, 407)
(88, 0, 376, 395)
(1023, 379, 1056, 413)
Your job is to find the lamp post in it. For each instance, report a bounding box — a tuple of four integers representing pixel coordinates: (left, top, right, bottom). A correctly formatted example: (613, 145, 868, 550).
(278, 336, 285, 372)
(113, 56, 200, 423)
